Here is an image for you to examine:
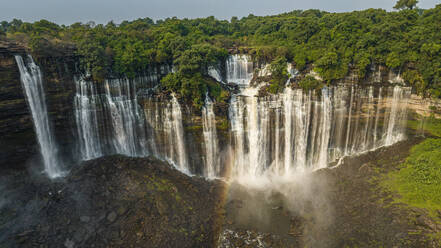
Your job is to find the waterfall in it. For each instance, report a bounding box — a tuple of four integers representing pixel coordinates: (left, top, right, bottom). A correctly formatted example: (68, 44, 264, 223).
(15, 55, 64, 178)
(71, 57, 410, 180)
(384, 86, 409, 146)
(226, 55, 254, 86)
(103, 78, 147, 156)
(208, 66, 223, 83)
(227, 84, 410, 180)
(74, 77, 103, 160)
(169, 95, 188, 172)
(317, 88, 332, 169)
(74, 76, 148, 160)
(202, 94, 219, 178)
(143, 95, 189, 173)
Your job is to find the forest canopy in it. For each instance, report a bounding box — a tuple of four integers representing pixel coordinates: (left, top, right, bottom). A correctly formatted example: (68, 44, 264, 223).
(2, 4, 441, 105)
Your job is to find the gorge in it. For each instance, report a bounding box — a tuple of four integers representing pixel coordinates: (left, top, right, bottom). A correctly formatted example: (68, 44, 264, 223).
(1, 5, 441, 247)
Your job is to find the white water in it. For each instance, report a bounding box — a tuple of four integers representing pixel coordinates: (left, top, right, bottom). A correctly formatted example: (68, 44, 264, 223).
(74, 77, 103, 160)
(74, 76, 148, 160)
(208, 66, 223, 83)
(143, 95, 189, 173)
(202, 94, 219, 178)
(385, 86, 409, 145)
(227, 84, 410, 181)
(67, 57, 410, 180)
(226, 54, 254, 86)
(169, 95, 188, 172)
(15, 55, 64, 178)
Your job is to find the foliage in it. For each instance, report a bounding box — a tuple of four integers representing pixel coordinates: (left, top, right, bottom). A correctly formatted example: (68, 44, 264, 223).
(394, 0, 419, 10)
(160, 44, 227, 107)
(408, 116, 441, 137)
(315, 51, 348, 83)
(268, 56, 289, 94)
(2, 4, 441, 103)
(298, 75, 323, 92)
(381, 138, 441, 215)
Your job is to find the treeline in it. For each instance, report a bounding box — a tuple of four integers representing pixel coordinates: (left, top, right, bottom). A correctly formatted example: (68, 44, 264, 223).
(2, 3, 441, 106)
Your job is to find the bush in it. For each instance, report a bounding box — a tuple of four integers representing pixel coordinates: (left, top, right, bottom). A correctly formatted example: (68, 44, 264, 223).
(268, 56, 289, 94)
(298, 75, 323, 92)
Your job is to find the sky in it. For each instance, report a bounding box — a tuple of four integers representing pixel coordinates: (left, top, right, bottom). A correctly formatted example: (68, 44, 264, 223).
(0, 0, 439, 25)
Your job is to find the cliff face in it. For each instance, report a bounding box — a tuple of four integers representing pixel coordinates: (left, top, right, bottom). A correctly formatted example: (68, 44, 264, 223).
(0, 42, 35, 169)
(0, 42, 78, 170)
(36, 55, 79, 161)
(0, 43, 438, 173)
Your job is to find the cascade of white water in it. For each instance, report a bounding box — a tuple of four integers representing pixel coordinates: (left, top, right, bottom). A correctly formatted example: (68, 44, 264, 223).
(317, 88, 332, 169)
(282, 89, 294, 174)
(373, 87, 383, 145)
(202, 94, 219, 178)
(227, 84, 410, 180)
(247, 93, 262, 176)
(226, 55, 254, 86)
(208, 66, 223, 83)
(169, 95, 189, 172)
(103, 78, 148, 156)
(344, 86, 355, 155)
(74, 77, 103, 160)
(329, 86, 347, 162)
(229, 94, 246, 176)
(147, 95, 190, 172)
(273, 105, 281, 172)
(15, 55, 64, 178)
(70, 54, 411, 181)
(384, 86, 409, 146)
(74, 76, 148, 160)
(361, 87, 375, 149)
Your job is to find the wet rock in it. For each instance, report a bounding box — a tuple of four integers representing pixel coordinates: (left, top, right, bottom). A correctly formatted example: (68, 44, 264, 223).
(64, 239, 74, 248)
(80, 216, 90, 223)
(1, 156, 224, 248)
(73, 228, 87, 242)
(117, 206, 127, 216)
(394, 232, 406, 239)
(107, 211, 117, 223)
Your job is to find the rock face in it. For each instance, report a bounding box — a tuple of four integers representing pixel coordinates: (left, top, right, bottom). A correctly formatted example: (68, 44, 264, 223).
(0, 43, 438, 174)
(0, 155, 226, 248)
(0, 42, 35, 169)
(0, 41, 78, 170)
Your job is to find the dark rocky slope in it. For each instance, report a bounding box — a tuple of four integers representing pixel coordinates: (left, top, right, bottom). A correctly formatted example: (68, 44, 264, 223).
(0, 156, 226, 248)
(1, 137, 440, 248)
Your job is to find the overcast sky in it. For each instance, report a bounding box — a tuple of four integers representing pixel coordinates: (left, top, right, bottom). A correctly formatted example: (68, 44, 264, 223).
(1, 0, 439, 25)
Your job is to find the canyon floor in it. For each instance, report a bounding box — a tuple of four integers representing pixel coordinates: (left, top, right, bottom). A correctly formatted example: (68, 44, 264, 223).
(1, 136, 440, 248)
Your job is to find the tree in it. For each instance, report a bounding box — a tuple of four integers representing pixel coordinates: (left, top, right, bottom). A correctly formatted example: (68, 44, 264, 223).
(394, 0, 418, 10)
(268, 56, 289, 94)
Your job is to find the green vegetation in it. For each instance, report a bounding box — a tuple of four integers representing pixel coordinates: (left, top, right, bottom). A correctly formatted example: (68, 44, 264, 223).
(268, 56, 289, 94)
(2, 2, 441, 105)
(394, 0, 419, 10)
(408, 115, 441, 137)
(298, 75, 324, 92)
(381, 138, 441, 215)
